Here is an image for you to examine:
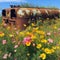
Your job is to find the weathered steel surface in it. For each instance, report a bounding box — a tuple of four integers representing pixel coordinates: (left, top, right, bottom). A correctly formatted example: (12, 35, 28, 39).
(2, 6, 60, 30)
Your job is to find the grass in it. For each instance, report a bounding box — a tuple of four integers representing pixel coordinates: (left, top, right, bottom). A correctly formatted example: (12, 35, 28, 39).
(0, 17, 60, 60)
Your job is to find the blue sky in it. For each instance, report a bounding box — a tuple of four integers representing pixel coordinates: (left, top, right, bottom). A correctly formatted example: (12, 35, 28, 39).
(0, 0, 60, 15)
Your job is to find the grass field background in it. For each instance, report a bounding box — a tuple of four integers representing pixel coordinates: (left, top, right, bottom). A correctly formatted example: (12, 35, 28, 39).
(0, 17, 60, 60)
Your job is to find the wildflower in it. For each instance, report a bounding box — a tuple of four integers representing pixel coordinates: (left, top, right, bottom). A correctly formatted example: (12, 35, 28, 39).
(41, 39, 47, 43)
(42, 48, 45, 50)
(44, 48, 52, 54)
(8, 53, 12, 57)
(31, 35, 36, 40)
(3, 23, 7, 27)
(39, 53, 46, 60)
(7, 26, 10, 30)
(36, 44, 42, 49)
(56, 46, 60, 49)
(2, 40, 7, 45)
(32, 43, 36, 47)
(28, 33, 36, 40)
(14, 50, 17, 52)
(36, 30, 45, 35)
(14, 45, 18, 48)
(25, 41, 31, 46)
(23, 24, 27, 27)
(16, 31, 19, 34)
(53, 25, 57, 29)
(22, 37, 31, 46)
(40, 35, 45, 39)
(51, 49, 55, 53)
(33, 27, 39, 31)
(31, 23, 35, 26)
(27, 53, 30, 56)
(3, 53, 8, 59)
(14, 28, 17, 30)
(52, 46, 57, 50)
(58, 28, 60, 31)
(0, 32, 4, 37)
(26, 32, 30, 35)
(48, 38, 53, 43)
(9, 34, 14, 37)
(39, 31, 45, 35)
(46, 32, 51, 36)
(19, 32, 24, 36)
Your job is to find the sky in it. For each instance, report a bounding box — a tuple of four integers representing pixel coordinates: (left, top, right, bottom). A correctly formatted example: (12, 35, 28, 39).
(0, 0, 60, 15)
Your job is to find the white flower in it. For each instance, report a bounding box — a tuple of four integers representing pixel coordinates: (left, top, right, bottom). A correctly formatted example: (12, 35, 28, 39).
(3, 54, 8, 59)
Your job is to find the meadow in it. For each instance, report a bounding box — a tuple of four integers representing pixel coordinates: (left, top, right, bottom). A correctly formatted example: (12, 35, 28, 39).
(0, 17, 60, 60)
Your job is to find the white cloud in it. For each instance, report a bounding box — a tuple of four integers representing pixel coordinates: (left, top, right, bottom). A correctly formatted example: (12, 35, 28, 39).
(0, 0, 27, 2)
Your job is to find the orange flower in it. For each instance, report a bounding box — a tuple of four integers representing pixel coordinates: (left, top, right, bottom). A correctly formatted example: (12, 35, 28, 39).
(26, 41, 31, 46)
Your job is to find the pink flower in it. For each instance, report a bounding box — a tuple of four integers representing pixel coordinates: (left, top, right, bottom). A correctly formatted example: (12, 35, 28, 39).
(58, 28, 60, 31)
(22, 37, 31, 45)
(14, 45, 18, 48)
(16, 31, 19, 34)
(14, 28, 17, 30)
(3, 23, 7, 27)
(3, 53, 8, 59)
(46, 32, 51, 36)
(48, 38, 53, 43)
(2, 40, 7, 45)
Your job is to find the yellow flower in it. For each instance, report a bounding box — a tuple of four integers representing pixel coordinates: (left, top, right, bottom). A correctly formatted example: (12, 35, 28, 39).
(39, 53, 46, 60)
(36, 30, 45, 35)
(36, 44, 42, 49)
(52, 46, 57, 50)
(56, 46, 60, 49)
(53, 25, 57, 29)
(7, 26, 10, 30)
(0, 32, 5, 37)
(42, 48, 45, 50)
(26, 32, 31, 35)
(40, 35, 45, 39)
(19, 32, 24, 36)
(35, 27, 39, 30)
(41, 39, 47, 43)
(9, 34, 14, 37)
(31, 35, 36, 40)
(25, 42, 31, 46)
(31, 23, 35, 26)
(44, 48, 52, 54)
(51, 49, 55, 53)
(26, 33, 36, 40)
